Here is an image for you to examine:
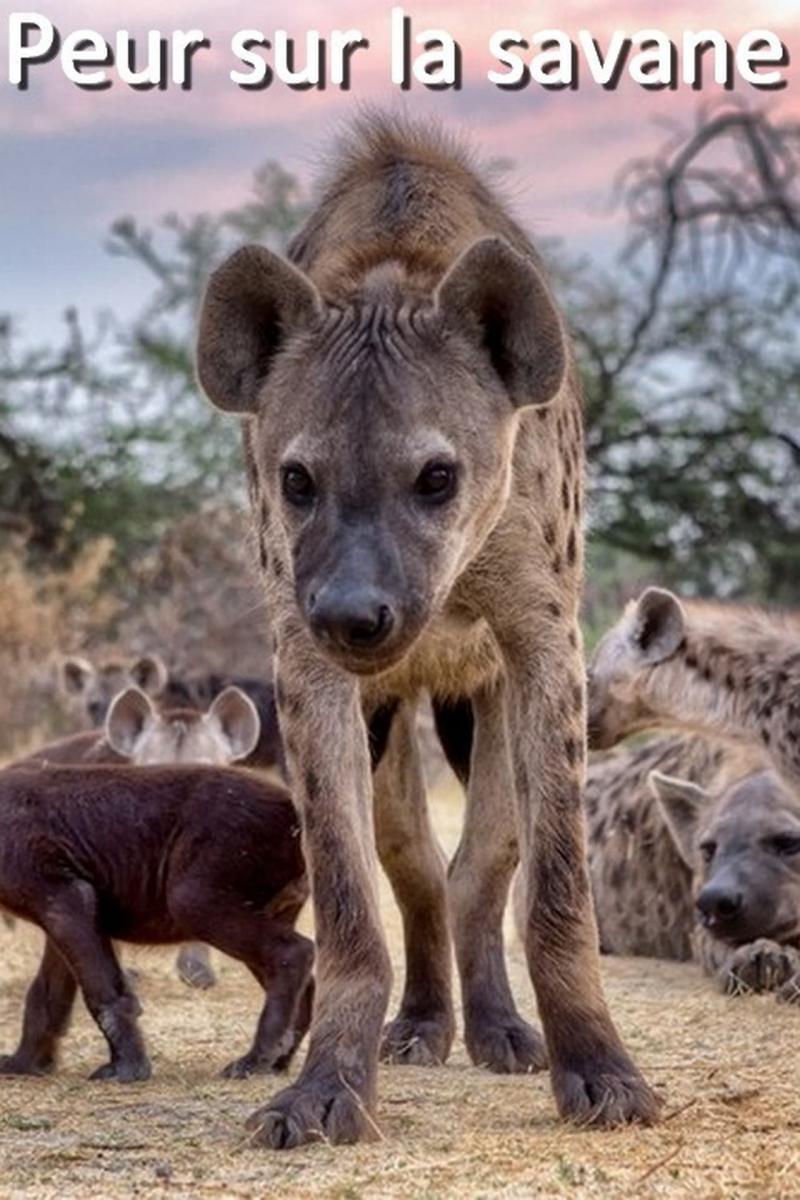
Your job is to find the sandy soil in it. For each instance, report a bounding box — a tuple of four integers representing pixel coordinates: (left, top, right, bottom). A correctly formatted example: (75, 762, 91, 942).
(0, 776, 798, 1199)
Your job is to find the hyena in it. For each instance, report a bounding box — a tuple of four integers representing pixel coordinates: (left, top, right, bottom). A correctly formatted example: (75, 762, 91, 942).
(61, 654, 172, 725)
(0, 763, 310, 1082)
(587, 588, 800, 789)
(197, 115, 658, 1146)
(651, 768, 800, 1002)
(583, 735, 761, 961)
(12, 685, 261, 991)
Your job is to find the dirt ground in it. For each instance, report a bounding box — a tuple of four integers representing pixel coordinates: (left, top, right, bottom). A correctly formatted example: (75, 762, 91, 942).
(1, 775, 799, 1200)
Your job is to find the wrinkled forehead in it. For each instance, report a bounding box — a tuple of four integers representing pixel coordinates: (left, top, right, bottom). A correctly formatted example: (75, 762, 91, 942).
(258, 302, 498, 454)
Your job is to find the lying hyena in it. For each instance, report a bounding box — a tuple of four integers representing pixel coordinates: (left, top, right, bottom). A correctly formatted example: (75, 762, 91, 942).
(13, 685, 261, 991)
(585, 586, 800, 995)
(651, 768, 800, 1002)
(197, 114, 658, 1146)
(583, 735, 762, 961)
(587, 587, 800, 790)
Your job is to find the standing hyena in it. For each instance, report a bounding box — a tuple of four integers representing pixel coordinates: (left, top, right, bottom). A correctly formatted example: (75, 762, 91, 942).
(197, 116, 658, 1147)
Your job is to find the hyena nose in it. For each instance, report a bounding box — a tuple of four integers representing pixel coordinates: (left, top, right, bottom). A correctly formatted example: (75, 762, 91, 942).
(696, 885, 743, 925)
(308, 588, 396, 652)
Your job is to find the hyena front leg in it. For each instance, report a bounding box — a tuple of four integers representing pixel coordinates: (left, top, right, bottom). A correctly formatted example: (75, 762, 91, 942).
(502, 619, 660, 1125)
(448, 681, 547, 1074)
(373, 702, 455, 1066)
(246, 639, 392, 1149)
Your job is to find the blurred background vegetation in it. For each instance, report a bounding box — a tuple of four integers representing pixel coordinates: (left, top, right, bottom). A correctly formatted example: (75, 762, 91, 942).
(1, 104, 798, 755)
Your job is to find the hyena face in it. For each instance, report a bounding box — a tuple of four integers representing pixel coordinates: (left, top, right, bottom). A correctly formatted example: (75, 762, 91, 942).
(587, 588, 686, 749)
(651, 769, 800, 949)
(198, 240, 566, 675)
(105, 686, 260, 765)
(62, 654, 168, 727)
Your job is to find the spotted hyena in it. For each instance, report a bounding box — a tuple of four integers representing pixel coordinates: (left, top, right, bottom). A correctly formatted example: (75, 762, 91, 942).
(61, 653, 171, 726)
(196, 114, 658, 1146)
(650, 768, 800, 1002)
(587, 587, 800, 791)
(511, 732, 763, 962)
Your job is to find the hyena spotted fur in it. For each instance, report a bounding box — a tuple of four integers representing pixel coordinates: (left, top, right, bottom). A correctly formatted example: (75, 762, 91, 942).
(588, 587, 800, 789)
(585, 587, 800, 1000)
(197, 115, 658, 1147)
(585, 735, 763, 961)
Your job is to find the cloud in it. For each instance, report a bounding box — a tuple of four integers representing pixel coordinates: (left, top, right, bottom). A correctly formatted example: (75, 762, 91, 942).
(2, 0, 798, 334)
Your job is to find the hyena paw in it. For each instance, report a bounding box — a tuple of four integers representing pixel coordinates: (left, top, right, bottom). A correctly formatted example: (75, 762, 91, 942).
(552, 1045, 661, 1127)
(465, 1012, 548, 1075)
(380, 1012, 454, 1067)
(245, 1075, 378, 1148)
(89, 1057, 151, 1083)
(221, 1040, 294, 1078)
(176, 948, 216, 991)
(722, 939, 800, 996)
(777, 971, 800, 1006)
(0, 1053, 52, 1077)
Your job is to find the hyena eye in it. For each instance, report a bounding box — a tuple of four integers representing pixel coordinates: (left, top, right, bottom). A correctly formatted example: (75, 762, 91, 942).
(699, 840, 716, 864)
(414, 461, 458, 505)
(768, 834, 800, 857)
(281, 463, 316, 508)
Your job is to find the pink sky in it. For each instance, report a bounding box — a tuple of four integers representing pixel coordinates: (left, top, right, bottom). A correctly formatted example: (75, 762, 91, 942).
(2, 2, 798, 334)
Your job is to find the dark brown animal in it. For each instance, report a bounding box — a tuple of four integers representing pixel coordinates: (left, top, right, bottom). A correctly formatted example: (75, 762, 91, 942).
(11, 685, 264, 990)
(197, 114, 657, 1146)
(651, 768, 800, 1002)
(0, 765, 310, 1081)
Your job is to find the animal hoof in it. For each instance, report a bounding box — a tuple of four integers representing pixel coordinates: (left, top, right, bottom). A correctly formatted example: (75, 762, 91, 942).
(380, 1014, 454, 1066)
(465, 1014, 548, 1074)
(89, 1058, 151, 1083)
(177, 954, 216, 991)
(552, 1046, 661, 1127)
(245, 1078, 378, 1148)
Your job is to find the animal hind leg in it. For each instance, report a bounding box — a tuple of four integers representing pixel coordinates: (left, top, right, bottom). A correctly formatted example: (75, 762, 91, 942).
(0, 937, 77, 1075)
(176, 942, 216, 990)
(373, 702, 455, 1066)
(172, 888, 314, 1078)
(447, 684, 547, 1074)
(42, 882, 150, 1082)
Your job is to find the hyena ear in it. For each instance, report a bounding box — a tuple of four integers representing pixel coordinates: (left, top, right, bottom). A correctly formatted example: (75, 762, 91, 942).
(649, 770, 710, 868)
(61, 656, 94, 696)
(206, 686, 261, 763)
(629, 588, 686, 664)
(129, 654, 168, 697)
(196, 245, 322, 414)
(435, 236, 566, 408)
(105, 687, 157, 758)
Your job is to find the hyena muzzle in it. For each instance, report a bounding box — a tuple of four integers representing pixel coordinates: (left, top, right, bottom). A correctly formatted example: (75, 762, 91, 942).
(197, 115, 659, 1148)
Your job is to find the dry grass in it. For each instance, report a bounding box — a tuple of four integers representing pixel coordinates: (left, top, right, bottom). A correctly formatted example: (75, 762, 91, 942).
(1, 777, 799, 1199)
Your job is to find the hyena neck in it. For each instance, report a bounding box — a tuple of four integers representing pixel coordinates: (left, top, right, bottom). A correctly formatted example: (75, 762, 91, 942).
(644, 624, 800, 782)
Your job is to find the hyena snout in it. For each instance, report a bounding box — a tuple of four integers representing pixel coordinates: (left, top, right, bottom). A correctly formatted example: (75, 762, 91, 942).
(696, 881, 743, 928)
(307, 583, 397, 653)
